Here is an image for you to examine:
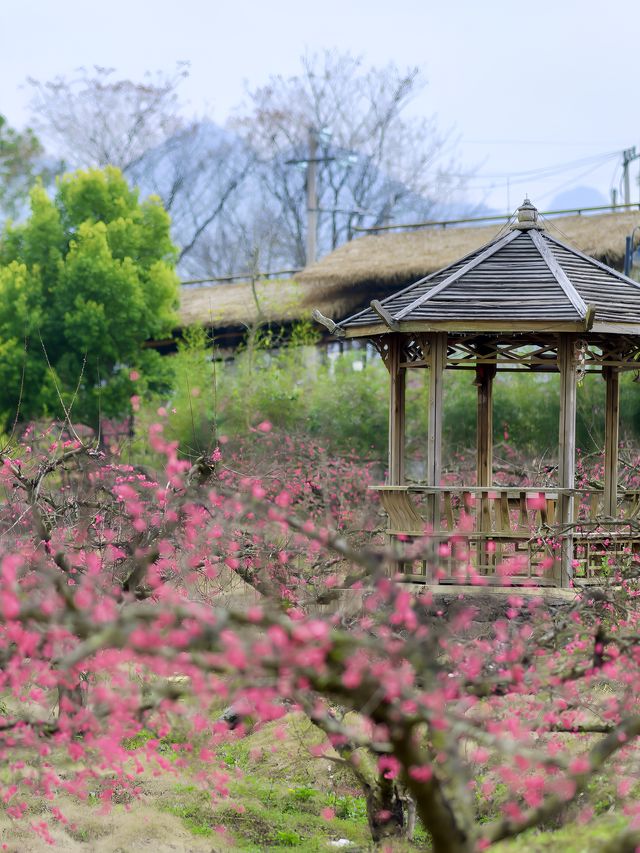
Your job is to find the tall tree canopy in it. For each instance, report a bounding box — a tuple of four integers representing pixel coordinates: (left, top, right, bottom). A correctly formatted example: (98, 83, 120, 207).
(27, 56, 463, 276)
(0, 114, 46, 221)
(0, 167, 179, 428)
(28, 67, 255, 275)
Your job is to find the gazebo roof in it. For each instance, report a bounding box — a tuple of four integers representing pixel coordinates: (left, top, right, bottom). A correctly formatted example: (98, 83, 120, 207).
(334, 200, 640, 336)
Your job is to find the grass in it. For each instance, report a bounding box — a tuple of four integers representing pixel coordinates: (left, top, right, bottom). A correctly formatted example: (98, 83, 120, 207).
(493, 815, 630, 852)
(177, 714, 377, 851)
(156, 764, 375, 851)
(0, 711, 637, 851)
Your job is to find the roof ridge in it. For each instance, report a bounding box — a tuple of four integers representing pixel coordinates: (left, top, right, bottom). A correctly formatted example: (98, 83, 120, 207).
(544, 232, 640, 292)
(393, 229, 521, 321)
(529, 229, 587, 318)
(335, 227, 516, 329)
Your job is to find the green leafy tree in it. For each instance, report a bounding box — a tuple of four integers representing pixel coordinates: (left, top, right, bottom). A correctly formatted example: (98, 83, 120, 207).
(0, 166, 179, 428)
(0, 114, 45, 220)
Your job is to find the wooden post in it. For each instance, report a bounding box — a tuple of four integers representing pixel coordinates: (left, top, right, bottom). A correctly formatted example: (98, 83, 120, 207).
(306, 127, 318, 264)
(426, 332, 447, 528)
(476, 363, 496, 564)
(557, 336, 577, 586)
(476, 363, 496, 489)
(603, 366, 620, 517)
(387, 335, 406, 486)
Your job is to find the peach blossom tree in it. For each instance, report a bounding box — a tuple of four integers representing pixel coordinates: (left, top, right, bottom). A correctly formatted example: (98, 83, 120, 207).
(1, 420, 640, 850)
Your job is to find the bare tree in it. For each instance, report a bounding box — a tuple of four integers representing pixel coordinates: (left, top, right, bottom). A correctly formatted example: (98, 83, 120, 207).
(27, 66, 256, 272)
(26, 56, 466, 277)
(230, 50, 464, 266)
(182, 199, 291, 279)
(28, 64, 188, 174)
(127, 121, 256, 274)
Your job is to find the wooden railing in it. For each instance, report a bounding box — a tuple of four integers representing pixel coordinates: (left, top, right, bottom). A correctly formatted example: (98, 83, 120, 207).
(371, 486, 640, 584)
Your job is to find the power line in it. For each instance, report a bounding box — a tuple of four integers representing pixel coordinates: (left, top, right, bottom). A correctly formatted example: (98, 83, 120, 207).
(534, 158, 621, 203)
(461, 139, 627, 147)
(456, 150, 619, 183)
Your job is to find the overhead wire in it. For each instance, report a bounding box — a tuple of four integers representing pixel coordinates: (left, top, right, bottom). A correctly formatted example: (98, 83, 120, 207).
(538, 213, 585, 252)
(534, 157, 620, 203)
(460, 150, 623, 215)
(451, 150, 620, 184)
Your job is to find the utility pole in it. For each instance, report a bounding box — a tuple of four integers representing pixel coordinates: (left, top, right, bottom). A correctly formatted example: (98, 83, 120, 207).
(622, 147, 638, 205)
(286, 126, 342, 265)
(306, 127, 318, 265)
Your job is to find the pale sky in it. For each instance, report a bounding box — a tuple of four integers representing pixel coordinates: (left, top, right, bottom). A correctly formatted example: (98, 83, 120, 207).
(1, 0, 639, 214)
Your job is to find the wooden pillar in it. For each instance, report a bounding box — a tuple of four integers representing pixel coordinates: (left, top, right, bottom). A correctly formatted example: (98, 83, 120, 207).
(476, 364, 496, 488)
(387, 335, 406, 486)
(557, 336, 577, 586)
(603, 366, 620, 517)
(427, 333, 447, 486)
(426, 333, 447, 528)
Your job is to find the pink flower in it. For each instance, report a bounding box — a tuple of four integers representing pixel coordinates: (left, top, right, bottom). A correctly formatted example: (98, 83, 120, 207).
(409, 765, 433, 782)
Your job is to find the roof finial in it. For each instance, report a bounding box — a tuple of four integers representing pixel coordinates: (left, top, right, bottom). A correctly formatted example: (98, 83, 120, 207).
(511, 197, 544, 230)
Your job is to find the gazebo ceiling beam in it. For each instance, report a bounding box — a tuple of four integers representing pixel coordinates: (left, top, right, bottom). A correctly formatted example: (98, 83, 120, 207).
(346, 320, 609, 337)
(380, 331, 640, 370)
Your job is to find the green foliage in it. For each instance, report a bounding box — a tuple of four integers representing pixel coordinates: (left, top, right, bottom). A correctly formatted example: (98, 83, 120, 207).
(0, 167, 179, 427)
(0, 114, 46, 220)
(164, 325, 217, 454)
(287, 785, 316, 803)
(274, 829, 304, 846)
(159, 772, 372, 851)
(131, 325, 218, 466)
(139, 327, 640, 467)
(306, 349, 388, 454)
(331, 794, 368, 820)
(444, 370, 640, 458)
(145, 329, 388, 459)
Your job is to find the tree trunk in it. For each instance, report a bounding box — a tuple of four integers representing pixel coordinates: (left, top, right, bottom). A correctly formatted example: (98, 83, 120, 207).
(363, 775, 405, 842)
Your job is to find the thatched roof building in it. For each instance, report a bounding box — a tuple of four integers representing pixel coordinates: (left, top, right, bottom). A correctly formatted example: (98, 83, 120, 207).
(177, 210, 639, 343)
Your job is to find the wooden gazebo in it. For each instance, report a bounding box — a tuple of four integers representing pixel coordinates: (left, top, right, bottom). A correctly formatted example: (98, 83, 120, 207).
(315, 200, 640, 587)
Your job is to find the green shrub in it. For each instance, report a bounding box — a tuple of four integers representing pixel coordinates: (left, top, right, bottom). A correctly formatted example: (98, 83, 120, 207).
(136, 324, 640, 466)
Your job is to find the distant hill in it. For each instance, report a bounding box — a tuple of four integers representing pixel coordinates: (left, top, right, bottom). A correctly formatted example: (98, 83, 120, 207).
(549, 186, 608, 210)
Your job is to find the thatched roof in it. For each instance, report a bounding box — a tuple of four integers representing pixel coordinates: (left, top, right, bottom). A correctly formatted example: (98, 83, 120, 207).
(178, 273, 378, 338)
(180, 278, 303, 330)
(178, 210, 639, 335)
(298, 210, 639, 291)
